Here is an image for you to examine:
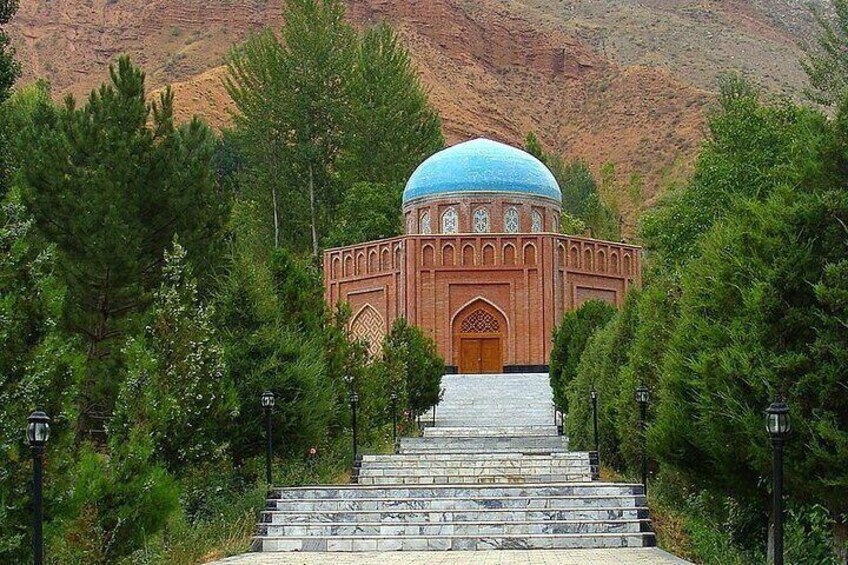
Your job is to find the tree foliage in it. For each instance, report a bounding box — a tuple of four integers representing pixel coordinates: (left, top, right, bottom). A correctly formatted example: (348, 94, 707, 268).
(523, 133, 620, 239)
(226, 0, 442, 254)
(382, 318, 444, 419)
(565, 78, 848, 556)
(803, 0, 848, 106)
(548, 299, 616, 414)
(18, 56, 225, 425)
(324, 182, 404, 248)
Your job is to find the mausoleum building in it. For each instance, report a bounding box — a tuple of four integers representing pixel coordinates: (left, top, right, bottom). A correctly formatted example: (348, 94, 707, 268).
(324, 138, 641, 373)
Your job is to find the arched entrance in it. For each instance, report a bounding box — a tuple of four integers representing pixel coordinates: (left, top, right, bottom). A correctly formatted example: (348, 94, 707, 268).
(453, 300, 506, 373)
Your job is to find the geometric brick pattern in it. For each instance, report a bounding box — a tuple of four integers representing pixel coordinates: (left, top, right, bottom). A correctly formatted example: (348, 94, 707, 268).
(351, 305, 384, 357)
(460, 309, 500, 333)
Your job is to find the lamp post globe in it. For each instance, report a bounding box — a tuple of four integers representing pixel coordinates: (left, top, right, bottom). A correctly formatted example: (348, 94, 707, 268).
(261, 390, 275, 409)
(635, 384, 649, 405)
(27, 410, 50, 565)
(766, 401, 790, 437)
(766, 400, 790, 565)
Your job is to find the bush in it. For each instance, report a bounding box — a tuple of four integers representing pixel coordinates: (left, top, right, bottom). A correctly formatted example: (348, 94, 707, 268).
(549, 299, 616, 415)
(381, 318, 444, 419)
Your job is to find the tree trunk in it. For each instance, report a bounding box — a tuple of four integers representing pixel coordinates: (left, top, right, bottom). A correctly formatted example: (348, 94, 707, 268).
(271, 185, 280, 248)
(835, 520, 848, 565)
(308, 163, 319, 259)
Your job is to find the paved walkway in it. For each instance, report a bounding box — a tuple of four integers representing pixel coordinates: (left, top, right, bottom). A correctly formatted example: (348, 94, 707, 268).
(209, 548, 692, 564)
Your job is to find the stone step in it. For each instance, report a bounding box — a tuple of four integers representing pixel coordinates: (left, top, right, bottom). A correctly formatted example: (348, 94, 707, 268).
(252, 532, 655, 552)
(262, 504, 647, 524)
(423, 426, 559, 438)
(263, 507, 646, 523)
(271, 483, 642, 499)
(398, 436, 569, 454)
(270, 495, 643, 512)
(361, 452, 587, 464)
(357, 475, 592, 486)
(257, 518, 648, 537)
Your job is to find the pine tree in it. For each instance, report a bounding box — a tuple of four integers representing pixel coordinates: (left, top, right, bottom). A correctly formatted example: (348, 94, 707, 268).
(18, 56, 225, 430)
(0, 0, 19, 103)
(0, 0, 20, 198)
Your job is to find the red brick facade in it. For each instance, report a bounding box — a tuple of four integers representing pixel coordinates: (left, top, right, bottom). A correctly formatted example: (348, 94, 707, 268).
(324, 233, 641, 372)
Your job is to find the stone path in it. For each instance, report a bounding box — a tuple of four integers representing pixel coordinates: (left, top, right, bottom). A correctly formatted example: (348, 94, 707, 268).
(212, 373, 691, 563)
(211, 548, 690, 564)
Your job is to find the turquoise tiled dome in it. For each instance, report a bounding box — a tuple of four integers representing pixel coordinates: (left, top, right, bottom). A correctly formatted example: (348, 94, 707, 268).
(403, 138, 562, 205)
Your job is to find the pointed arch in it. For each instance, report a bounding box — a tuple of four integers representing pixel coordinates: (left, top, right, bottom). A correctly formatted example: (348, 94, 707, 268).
(482, 243, 496, 265)
(523, 242, 537, 266)
(350, 304, 385, 357)
(442, 243, 455, 266)
(503, 243, 516, 266)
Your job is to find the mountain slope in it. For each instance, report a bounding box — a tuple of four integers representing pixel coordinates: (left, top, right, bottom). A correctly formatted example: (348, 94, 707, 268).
(7, 0, 819, 224)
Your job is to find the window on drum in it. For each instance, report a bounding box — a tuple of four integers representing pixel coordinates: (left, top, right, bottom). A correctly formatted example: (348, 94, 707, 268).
(504, 207, 519, 233)
(420, 211, 432, 234)
(531, 210, 543, 233)
(473, 207, 490, 233)
(442, 207, 459, 234)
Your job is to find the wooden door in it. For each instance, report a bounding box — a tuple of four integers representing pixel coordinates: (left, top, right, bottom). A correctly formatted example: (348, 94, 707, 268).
(480, 338, 502, 373)
(460, 338, 481, 373)
(459, 337, 502, 373)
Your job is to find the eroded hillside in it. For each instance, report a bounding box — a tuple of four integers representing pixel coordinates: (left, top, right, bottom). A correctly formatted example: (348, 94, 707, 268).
(7, 0, 820, 222)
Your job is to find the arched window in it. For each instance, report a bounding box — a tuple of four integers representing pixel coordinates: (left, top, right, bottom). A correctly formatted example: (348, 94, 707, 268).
(504, 207, 519, 233)
(473, 207, 490, 233)
(406, 214, 414, 234)
(420, 211, 432, 235)
(552, 213, 559, 233)
(531, 210, 543, 233)
(442, 207, 458, 234)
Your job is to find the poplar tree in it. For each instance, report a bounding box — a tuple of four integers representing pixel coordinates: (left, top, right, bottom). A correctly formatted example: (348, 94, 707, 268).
(19, 56, 225, 428)
(226, 0, 356, 256)
(342, 24, 443, 184)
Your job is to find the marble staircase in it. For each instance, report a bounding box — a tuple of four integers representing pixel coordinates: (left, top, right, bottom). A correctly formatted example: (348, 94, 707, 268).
(252, 373, 655, 552)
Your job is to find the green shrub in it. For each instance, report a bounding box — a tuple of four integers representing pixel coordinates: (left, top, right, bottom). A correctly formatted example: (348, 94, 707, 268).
(381, 318, 444, 419)
(549, 299, 616, 415)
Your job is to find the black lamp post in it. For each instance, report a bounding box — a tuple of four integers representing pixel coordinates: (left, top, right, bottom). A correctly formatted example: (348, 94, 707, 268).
(766, 401, 790, 565)
(635, 383, 649, 494)
(390, 391, 398, 448)
(261, 391, 275, 484)
(27, 410, 50, 565)
(350, 390, 359, 462)
(590, 386, 599, 456)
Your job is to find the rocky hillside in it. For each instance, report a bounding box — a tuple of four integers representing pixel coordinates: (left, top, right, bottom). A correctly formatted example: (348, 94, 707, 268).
(6, 0, 822, 219)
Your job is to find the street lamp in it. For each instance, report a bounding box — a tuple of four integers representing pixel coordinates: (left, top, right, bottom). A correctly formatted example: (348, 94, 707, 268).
(766, 401, 790, 565)
(350, 389, 359, 462)
(390, 391, 398, 448)
(27, 410, 50, 565)
(261, 391, 275, 484)
(590, 386, 599, 456)
(635, 383, 649, 494)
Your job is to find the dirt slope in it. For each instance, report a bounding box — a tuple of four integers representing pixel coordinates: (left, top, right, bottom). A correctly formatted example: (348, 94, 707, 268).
(6, 0, 820, 224)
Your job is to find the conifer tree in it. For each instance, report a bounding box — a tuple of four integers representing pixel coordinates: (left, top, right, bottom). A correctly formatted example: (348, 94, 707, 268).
(0, 0, 18, 103)
(0, 0, 20, 198)
(19, 56, 225, 428)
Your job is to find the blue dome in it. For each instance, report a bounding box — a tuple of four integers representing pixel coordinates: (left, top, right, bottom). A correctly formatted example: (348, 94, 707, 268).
(403, 138, 562, 205)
